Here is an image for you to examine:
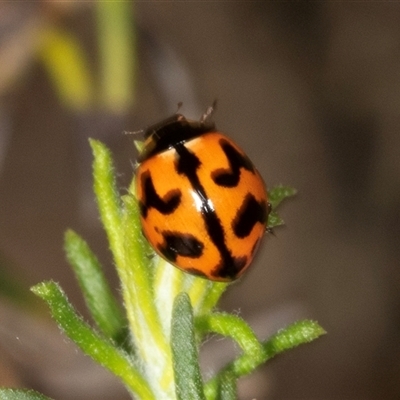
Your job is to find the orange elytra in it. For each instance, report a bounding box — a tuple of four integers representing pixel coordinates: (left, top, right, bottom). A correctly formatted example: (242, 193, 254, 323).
(136, 104, 269, 281)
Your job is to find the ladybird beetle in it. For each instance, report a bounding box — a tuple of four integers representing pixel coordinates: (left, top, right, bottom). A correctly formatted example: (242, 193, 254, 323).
(136, 104, 269, 282)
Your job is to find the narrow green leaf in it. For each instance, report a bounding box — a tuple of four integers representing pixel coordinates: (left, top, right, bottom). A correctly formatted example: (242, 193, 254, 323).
(267, 185, 296, 228)
(217, 371, 237, 400)
(268, 185, 297, 210)
(230, 319, 325, 377)
(64, 229, 127, 344)
(267, 210, 284, 229)
(196, 313, 264, 365)
(0, 388, 53, 400)
(31, 281, 155, 400)
(263, 319, 326, 356)
(171, 293, 206, 400)
(205, 320, 325, 397)
(90, 139, 124, 267)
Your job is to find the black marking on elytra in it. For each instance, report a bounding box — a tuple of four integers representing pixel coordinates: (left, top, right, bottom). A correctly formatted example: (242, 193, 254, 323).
(233, 194, 267, 238)
(211, 139, 255, 188)
(158, 231, 204, 262)
(139, 171, 181, 218)
(211, 255, 248, 280)
(174, 143, 241, 278)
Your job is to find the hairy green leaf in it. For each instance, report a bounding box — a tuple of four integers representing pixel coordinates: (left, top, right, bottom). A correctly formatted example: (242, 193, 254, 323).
(31, 281, 155, 400)
(0, 388, 53, 400)
(171, 293, 206, 400)
(64, 229, 127, 345)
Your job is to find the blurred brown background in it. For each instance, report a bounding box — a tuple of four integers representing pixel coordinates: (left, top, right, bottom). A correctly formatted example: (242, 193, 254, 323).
(1, 2, 400, 399)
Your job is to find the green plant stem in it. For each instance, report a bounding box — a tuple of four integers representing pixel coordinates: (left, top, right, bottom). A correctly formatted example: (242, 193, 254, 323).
(122, 196, 171, 359)
(199, 281, 228, 314)
(91, 139, 176, 397)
